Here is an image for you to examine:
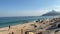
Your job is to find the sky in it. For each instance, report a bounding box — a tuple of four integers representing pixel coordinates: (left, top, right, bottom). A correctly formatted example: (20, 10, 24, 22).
(0, 0, 60, 17)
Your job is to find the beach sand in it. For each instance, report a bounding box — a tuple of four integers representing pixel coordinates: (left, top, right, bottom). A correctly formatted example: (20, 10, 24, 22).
(0, 22, 35, 34)
(0, 18, 59, 34)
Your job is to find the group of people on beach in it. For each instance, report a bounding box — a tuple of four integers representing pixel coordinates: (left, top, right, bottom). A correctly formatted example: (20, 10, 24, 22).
(7, 17, 60, 34)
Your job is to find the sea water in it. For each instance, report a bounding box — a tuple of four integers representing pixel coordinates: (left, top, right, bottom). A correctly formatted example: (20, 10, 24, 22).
(0, 16, 54, 28)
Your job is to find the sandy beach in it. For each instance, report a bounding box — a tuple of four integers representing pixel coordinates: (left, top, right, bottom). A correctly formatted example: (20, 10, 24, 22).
(0, 17, 60, 34)
(0, 22, 35, 34)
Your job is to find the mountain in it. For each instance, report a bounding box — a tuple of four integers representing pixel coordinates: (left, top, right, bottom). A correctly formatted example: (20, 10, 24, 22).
(42, 10, 60, 16)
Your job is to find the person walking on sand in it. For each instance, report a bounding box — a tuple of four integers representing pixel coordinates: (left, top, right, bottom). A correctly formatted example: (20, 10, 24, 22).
(9, 25, 11, 30)
(21, 29, 23, 34)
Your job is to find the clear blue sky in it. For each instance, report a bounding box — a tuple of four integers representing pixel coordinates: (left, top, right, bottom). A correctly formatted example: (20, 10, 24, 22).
(0, 0, 60, 17)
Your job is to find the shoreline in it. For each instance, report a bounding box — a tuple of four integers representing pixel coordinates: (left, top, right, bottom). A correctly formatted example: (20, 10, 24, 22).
(0, 21, 35, 28)
(0, 22, 35, 34)
(0, 22, 35, 30)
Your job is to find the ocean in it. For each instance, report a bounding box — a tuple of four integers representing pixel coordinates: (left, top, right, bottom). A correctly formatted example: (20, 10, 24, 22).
(0, 16, 54, 28)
